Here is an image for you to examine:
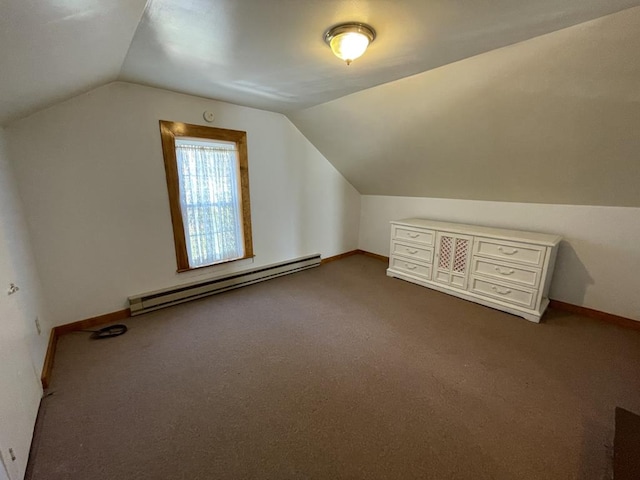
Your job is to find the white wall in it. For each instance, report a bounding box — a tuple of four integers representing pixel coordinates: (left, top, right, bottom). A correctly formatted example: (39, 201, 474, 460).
(0, 128, 51, 480)
(359, 195, 640, 321)
(7, 82, 361, 327)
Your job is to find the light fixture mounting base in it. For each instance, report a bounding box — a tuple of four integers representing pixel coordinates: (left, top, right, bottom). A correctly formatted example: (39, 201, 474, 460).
(324, 22, 376, 46)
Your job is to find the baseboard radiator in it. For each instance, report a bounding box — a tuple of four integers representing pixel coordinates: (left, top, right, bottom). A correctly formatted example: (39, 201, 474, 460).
(129, 254, 321, 316)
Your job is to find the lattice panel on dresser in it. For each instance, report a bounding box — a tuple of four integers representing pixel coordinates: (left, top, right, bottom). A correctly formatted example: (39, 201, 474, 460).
(439, 236, 453, 269)
(453, 239, 469, 273)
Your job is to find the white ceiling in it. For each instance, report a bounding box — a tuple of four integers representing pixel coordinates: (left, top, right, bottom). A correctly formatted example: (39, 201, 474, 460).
(289, 7, 640, 206)
(0, 0, 148, 125)
(2, 0, 640, 125)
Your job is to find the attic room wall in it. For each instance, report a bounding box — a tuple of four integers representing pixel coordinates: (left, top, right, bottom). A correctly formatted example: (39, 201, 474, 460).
(0, 128, 51, 479)
(6, 82, 360, 327)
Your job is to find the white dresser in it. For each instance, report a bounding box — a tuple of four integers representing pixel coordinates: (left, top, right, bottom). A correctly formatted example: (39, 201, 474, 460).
(386, 218, 562, 322)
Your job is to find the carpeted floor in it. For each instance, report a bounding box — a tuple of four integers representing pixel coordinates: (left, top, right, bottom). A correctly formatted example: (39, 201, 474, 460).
(26, 255, 640, 480)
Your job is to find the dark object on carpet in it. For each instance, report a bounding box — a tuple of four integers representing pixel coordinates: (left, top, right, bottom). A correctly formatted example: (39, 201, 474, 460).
(614, 407, 640, 480)
(89, 324, 128, 339)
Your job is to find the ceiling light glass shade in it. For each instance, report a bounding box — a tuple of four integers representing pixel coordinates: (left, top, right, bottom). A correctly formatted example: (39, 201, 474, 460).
(324, 23, 376, 65)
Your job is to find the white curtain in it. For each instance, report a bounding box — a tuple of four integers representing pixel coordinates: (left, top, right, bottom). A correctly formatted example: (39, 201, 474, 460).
(175, 142, 243, 268)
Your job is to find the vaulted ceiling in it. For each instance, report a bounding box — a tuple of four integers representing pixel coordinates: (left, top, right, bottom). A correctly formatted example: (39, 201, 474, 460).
(2, 1, 640, 206)
(289, 6, 640, 206)
(1, 0, 640, 125)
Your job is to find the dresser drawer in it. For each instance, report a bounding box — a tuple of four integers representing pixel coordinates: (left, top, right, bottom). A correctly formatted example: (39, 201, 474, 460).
(390, 257, 432, 280)
(391, 241, 434, 264)
(473, 238, 545, 267)
(392, 225, 435, 246)
(471, 257, 541, 288)
(469, 277, 537, 309)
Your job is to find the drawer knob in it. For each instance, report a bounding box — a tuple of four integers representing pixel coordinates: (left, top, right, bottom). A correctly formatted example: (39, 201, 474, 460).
(491, 285, 512, 295)
(498, 246, 519, 255)
(406, 248, 418, 254)
(494, 267, 515, 275)
(405, 263, 417, 270)
(407, 232, 420, 238)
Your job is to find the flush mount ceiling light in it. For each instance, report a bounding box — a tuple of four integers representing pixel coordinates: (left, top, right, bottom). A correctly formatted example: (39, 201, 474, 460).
(324, 22, 376, 66)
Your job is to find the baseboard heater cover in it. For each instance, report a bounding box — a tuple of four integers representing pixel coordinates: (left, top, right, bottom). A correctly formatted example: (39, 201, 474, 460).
(129, 254, 321, 315)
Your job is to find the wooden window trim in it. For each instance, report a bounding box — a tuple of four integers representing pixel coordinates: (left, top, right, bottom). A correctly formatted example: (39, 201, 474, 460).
(159, 120, 254, 272)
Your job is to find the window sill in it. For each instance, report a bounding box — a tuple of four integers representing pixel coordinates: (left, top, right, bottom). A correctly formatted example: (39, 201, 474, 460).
(176, 254, 256, 274)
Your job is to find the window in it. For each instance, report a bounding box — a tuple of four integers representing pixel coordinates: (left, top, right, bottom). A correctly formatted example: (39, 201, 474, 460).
(159, 121, 253, 271)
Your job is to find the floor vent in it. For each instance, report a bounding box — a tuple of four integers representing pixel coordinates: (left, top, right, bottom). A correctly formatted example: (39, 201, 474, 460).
(129, 254, 321, 315)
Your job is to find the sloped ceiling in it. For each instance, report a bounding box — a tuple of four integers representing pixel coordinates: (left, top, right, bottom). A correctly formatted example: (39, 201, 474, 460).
(2, 1, 639, 206)
(117, 0, 640, 113)
(0, 0, 148, 125)
(2, 0, 640, 125)
(289, 7, 640, 207)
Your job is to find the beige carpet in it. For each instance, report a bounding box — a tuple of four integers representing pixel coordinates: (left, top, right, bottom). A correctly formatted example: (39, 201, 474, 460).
(26, 255, 640, 479)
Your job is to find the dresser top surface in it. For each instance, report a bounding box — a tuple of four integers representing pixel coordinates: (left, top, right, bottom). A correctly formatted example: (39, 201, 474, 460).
(392, 218, 562, 246)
